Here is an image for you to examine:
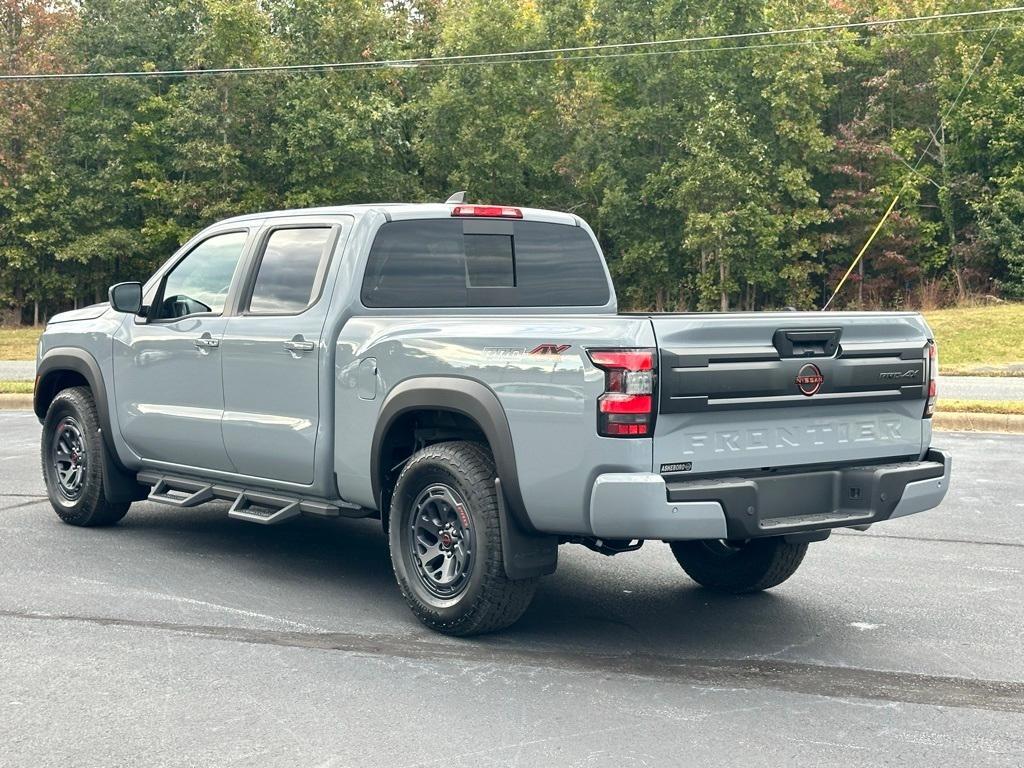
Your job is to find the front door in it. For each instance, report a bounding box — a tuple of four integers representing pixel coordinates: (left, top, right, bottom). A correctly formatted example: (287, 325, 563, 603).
(113, 229, 250, 472)
(220, 222, 340, 485)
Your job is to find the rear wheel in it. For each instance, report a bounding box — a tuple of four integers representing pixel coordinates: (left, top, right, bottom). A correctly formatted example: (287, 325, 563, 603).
(388, 441, 538, 636)
(41, 386, 130, 527)
(670, 537, 808, 593)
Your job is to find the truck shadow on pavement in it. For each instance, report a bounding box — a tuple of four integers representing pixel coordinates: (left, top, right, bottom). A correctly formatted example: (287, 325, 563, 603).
(19, 498, 1022, 714)
(104, 501, 826, 660)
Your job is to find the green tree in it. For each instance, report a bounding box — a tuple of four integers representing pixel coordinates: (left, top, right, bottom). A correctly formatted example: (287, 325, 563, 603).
(416, 0, 570, 206)
(946, 26, 1024, 297)
(0, 0, 75, 322)
(2, 0, 1023, 321)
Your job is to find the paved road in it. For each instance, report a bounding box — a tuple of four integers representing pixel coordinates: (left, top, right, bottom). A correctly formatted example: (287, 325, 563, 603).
(0, 360, 33, 381)
(1, 411, 1022, 766)
(938, 375, 1024, 401)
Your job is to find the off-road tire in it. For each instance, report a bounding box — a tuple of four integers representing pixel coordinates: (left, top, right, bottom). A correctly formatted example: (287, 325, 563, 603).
(388, 441, 538, 636)
(41, 386, 130, 527)
(670, 537, 808, 593)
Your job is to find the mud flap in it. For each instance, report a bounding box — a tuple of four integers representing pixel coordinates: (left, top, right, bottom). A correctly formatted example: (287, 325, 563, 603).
(495, 478, 557, 580)
(98, 428, 148, 504)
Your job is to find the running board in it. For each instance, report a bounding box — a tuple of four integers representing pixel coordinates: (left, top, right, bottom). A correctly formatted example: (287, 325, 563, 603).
(137, 471, 369, 524)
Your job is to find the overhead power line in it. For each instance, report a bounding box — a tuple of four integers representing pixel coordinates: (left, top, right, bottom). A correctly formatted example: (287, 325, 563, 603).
(1, 5, 1022, 82)
(430, 24, 1018, 69)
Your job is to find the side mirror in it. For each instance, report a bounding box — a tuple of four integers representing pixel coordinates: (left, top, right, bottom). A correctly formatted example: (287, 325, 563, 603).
(108, 282, 143, 314)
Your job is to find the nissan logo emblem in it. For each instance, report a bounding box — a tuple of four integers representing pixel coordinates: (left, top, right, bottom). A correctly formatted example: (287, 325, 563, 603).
(796, 363, 824, 396)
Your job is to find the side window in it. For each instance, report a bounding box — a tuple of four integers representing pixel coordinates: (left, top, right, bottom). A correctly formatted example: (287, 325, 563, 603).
(247, 228, 334, 314)
(155, 231, 248, 320)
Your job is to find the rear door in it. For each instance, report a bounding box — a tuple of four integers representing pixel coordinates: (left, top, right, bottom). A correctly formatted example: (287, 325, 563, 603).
(219, 219, 343, 485)
(651, 313, 931, 477)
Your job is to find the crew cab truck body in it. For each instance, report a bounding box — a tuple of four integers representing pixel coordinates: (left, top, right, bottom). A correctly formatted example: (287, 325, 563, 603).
(34, 202, 951, 635)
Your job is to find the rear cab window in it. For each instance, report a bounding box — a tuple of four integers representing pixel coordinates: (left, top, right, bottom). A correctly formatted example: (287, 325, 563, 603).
(360, 219, 610, 308)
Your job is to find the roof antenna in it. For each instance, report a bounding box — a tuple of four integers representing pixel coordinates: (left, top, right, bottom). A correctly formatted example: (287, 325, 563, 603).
(445, 191, 466, 204)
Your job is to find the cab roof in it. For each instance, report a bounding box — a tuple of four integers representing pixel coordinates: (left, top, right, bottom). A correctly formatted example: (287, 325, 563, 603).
(218, 203, 579, 227)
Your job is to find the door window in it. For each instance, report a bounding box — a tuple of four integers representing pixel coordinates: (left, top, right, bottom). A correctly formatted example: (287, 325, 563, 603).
(246, 227, 334, 314)
(155, 231, 248, 320)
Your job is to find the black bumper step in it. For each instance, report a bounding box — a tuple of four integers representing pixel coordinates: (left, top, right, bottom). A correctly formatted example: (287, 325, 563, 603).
(665, 451, 946, 538)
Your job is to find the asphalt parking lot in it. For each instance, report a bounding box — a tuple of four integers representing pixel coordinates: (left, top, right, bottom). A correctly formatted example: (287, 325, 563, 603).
(1, 410, 1022, 767)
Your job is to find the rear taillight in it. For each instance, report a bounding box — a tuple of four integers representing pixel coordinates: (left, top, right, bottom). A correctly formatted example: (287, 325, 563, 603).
(451, 204, 523, 218)
(924, 340, 938, 418)
(588, 348, 656, 437)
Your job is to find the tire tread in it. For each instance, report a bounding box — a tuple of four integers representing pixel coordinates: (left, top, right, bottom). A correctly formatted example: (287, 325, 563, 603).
(389, 440, 537, 636)
(41, 386, 130, 527)
(670, 537, 808, 593)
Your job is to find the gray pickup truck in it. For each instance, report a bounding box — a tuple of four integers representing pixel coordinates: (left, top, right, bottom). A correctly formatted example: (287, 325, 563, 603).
(34, 201, 950, 635)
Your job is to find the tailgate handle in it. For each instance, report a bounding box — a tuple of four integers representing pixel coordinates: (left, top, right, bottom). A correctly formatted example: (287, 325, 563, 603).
(773, 328, 841, 358)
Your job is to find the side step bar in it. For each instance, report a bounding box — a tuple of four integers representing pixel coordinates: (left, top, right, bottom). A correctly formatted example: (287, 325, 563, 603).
(148, 477, 215, 508)
(137, 471, 368, 525)
(228, 492, 301, 525)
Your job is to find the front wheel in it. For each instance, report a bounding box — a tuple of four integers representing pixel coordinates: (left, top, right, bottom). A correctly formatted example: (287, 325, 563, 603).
(41, 386, 130, 527)
(388, 441, 538, 636)
(670, 537, 808, 593)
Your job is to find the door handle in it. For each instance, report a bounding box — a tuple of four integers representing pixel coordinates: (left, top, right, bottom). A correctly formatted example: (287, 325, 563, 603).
(194, 337, 220, 349)
(284, 340, 315, 353)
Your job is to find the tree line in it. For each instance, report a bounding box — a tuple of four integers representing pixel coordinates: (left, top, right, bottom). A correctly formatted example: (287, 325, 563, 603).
(2, 0, 1023, 324)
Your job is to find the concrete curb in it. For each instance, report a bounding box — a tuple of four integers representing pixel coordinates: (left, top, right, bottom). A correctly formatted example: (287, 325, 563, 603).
(933, 411, 1024, 434)
(0, 394, 33, 410)
(941, 365, 1024, 377)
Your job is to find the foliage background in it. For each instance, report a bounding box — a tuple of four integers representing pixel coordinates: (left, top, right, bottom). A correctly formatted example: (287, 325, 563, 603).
(2, 0, 1024, 321)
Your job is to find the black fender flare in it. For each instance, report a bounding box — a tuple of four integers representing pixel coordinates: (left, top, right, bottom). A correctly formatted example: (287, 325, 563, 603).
(371, 376, 530, 527)
(35, 348, 146, 503)
(36, 348, 112, 439)
(371, 376, 558, 578)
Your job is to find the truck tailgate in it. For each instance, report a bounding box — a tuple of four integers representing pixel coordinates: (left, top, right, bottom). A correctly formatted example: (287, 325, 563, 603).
(649, 312, 931, 477)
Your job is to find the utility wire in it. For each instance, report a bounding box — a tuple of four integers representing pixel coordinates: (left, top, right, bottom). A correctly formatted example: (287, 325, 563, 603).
(428, 24, 1018, 70)
(821, 24, 1005, 311)
(1, 5, 1022, 81)
(0, 22, 1014, 81)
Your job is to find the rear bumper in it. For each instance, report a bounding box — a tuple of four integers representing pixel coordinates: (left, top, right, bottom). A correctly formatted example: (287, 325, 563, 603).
(588, 449, 950, 541)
